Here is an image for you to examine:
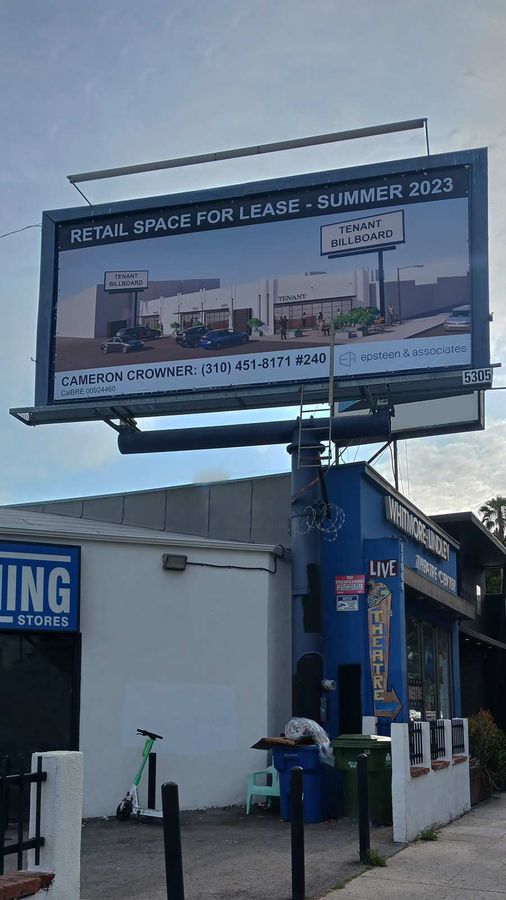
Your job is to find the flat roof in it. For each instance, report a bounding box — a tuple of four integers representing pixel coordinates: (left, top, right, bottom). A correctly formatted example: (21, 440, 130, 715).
(0, 507, 287, 556)
(432, 512, 506, 566)
(404, 567, 474, 619)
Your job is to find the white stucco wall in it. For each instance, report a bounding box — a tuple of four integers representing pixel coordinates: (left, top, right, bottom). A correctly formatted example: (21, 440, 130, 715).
(29, 751, 83, 900)
(77, 535, 291, 816)
(391, 720, 471, 843)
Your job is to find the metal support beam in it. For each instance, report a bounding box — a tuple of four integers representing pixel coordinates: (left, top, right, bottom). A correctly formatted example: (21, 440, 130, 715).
(67, 119, 427, 184)
(117, 413, 391, 454)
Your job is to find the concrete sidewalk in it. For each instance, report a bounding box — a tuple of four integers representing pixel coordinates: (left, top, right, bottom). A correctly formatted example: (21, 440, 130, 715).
(324, 793, 506, 899)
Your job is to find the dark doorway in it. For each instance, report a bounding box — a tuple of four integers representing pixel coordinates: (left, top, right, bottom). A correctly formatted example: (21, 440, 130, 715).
(232, 308, 253, 333)
(338, 664, 362, 734)
(293, 652, 324, 722)
(0, 632, 80, 765)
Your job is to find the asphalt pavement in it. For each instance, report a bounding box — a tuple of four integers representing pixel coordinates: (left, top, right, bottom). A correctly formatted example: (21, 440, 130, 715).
(80, 805, 398, 900)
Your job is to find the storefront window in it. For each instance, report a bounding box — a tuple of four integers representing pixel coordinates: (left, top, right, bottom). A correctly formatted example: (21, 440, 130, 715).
(406, 617, 421, 678)
(437, 630, 452, 719)
(205, 309, 230, 329)
(422, 623, 437, 720)
(406, 617, 423, 720)
(405, 618, 453, 720)
(273, 297, 353, 329)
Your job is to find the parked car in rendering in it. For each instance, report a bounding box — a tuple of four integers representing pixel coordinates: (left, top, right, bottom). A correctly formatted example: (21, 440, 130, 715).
(443, 305, 471, 330)
(176, 325, 213, 347)
(101, 336, 144, 354)
(116, 325, 159, 341)
(199, 330, 250, 350)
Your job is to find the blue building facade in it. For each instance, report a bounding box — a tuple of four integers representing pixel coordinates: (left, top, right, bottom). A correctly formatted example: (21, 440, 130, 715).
(321, 463, 473, 737)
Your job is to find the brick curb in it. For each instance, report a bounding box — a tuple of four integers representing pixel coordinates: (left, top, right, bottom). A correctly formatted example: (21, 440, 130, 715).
(0, 872, 54, 899)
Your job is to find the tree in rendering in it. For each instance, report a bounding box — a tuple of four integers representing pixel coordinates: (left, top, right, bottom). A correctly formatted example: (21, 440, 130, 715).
(479, 497, 506, 544)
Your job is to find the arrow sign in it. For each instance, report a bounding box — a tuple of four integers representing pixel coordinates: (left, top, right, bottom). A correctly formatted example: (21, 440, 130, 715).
(367, 581, 401, 720)
(374, 688, 402, 720)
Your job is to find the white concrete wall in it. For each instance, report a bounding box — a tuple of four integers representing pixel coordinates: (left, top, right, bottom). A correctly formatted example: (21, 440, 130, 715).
(29, 751, 83, 900)
(391, 719, 471, 843)
(78, 537, 291, 816)
(274, 273, 356, 302)
(267, 569, 292, 736)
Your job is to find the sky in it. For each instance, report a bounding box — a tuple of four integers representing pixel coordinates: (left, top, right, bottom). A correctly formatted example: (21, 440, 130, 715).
(1, 0, 505, 516)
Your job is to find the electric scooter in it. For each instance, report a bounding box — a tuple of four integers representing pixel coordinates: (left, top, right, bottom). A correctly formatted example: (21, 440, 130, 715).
(116, 727, 164, 820)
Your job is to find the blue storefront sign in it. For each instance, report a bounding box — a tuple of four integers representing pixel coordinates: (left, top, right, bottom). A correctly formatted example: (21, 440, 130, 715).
(0, 541, 80, 632)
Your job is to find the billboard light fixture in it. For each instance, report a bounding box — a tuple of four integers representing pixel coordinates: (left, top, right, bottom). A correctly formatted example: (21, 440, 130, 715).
(162, 554, 188, 571)
(67, 118, 428, 185)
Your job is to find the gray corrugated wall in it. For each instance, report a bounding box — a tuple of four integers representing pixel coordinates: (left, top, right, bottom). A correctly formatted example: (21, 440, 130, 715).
(13, 474, 292, 547)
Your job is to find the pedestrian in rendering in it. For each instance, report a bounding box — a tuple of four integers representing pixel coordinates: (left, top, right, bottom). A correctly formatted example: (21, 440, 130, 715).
(387, 304, 395, 325)
(280, 316, 288, 340)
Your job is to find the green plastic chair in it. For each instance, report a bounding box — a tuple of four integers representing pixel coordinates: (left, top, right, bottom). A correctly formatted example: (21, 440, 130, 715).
(246, 765, 280, 814)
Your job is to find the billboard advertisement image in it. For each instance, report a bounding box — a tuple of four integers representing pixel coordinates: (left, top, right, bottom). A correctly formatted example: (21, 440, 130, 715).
(34, 149, 488, 413)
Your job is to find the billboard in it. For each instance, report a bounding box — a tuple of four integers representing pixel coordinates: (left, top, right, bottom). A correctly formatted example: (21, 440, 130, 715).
(29, 148, 489, 421)
(337, 391, 484, 442)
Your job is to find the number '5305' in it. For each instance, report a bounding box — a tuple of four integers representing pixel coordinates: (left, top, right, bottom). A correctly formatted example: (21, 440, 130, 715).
(462, 368, 492, 385)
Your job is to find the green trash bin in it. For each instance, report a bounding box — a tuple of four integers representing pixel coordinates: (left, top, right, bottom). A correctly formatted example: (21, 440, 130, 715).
(332, 734, 392, 825)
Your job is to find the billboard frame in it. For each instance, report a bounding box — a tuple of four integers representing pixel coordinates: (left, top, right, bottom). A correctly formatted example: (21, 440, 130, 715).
(12, 147, 490, 427)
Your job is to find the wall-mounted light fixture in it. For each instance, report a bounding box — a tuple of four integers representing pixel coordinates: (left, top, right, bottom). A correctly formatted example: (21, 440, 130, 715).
(162, 553, 188, 571)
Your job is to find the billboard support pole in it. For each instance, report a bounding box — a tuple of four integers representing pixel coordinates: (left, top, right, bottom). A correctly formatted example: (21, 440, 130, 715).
(393, 440, 399, 491)
(287, 422, 324, 721)
(378, 250, 386, 321)
(67, 119, 428, 185)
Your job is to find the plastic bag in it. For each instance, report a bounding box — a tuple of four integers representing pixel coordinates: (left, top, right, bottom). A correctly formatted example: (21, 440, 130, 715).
(285, 717, 335, 766)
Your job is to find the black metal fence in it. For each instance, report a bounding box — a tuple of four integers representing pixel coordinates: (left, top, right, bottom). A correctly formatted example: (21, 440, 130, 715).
(451, 719, 465, 755)
(408, 721, 424, 765)
(429, 720, 446, 760)
(0, 756, 46, 875)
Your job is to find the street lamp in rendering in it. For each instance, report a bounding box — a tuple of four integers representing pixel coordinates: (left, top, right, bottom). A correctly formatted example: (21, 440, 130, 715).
(396, 265, 424, 325)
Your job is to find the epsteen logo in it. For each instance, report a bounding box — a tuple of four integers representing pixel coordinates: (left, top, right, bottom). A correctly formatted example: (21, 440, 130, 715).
(0, 550, 73, 629)
(384, 496, 450, 561)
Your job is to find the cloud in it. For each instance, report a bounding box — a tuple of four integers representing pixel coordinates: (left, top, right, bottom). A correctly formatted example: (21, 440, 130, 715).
(374, 418, 506, 516)
(0, 420, 116, 504)
(192, 467, 230, 483)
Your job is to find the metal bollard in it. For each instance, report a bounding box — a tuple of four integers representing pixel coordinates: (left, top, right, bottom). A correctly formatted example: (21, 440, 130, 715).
(357, 753, 370, 863)
(148, 752, 157, 810)
(161, 782, 185, 900)
(291, 766, 305, 900)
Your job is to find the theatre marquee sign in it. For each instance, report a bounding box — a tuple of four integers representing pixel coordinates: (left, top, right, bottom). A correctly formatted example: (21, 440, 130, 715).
(384, 496, 450, 561)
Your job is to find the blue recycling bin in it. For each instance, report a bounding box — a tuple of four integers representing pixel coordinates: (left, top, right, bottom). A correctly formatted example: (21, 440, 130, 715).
(272, 745, 327, 823)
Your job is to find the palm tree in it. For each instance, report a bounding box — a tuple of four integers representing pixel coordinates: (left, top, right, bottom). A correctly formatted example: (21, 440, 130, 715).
(479, 497, 506, 543)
